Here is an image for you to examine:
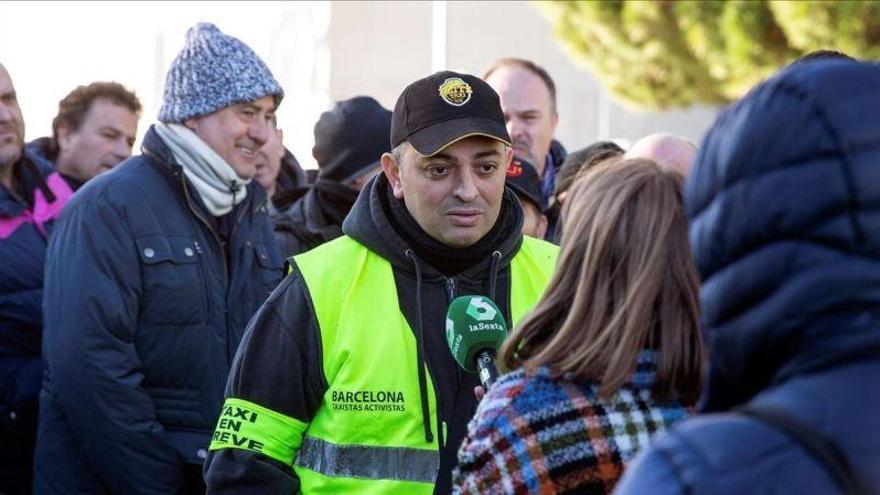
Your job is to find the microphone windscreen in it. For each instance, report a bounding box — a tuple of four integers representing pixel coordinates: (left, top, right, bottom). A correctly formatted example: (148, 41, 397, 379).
(445, 295, 508, 373)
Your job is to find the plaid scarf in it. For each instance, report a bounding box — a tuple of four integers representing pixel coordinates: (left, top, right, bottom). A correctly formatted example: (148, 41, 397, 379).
(453, 351, 689, 494)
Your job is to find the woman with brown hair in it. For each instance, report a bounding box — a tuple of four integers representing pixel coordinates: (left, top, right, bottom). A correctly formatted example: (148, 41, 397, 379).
(453, 158, 704, 494)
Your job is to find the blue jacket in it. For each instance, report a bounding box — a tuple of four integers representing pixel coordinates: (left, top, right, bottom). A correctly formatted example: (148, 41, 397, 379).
(34, 126, 283, 494)
(614, 60, 880, 494)
(0, 151, 72, 426)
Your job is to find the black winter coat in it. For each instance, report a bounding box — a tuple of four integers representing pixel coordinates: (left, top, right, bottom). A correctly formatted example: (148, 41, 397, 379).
(615, 59, 880, 495)
(34, 126, 283, 494)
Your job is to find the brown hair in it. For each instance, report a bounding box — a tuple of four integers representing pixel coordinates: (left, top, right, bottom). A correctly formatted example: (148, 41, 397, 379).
(50, 82, 142, 155)
(483, 58, 557, 115)
(500, 158, 703, 404)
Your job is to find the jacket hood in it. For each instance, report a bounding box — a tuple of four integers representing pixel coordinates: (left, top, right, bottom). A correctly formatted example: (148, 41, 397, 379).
(549, 139, 567, 170)
(25, 137, 56, 165)
(342, 173, 524, 279)
(687, 59, 880, 411)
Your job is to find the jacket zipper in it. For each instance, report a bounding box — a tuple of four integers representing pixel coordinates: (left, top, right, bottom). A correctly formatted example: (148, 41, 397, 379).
(446, 277, 456, 301)
(180, 172, 237, 364)
(180, 173, 229, 287)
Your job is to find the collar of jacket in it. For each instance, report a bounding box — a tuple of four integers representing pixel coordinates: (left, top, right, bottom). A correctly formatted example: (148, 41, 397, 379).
(342, 172, 524, 282)
(0, 150, 57, 217)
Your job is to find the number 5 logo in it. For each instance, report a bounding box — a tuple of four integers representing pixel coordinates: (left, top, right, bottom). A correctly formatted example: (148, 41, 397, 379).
(466, 297, 497, 321)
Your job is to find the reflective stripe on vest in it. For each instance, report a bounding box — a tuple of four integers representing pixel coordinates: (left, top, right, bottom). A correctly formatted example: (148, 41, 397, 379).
(291, 235, 557, 493)
(296, 436, 439, 484)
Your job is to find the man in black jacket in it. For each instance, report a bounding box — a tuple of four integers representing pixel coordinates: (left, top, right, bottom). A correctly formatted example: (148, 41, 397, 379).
(205, 71, 558, 494)
(272, 96, 391, 258)
(35, 23, 283, 494)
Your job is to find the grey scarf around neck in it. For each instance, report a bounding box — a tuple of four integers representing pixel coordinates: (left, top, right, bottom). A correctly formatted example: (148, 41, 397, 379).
(154, 122, 251, 216)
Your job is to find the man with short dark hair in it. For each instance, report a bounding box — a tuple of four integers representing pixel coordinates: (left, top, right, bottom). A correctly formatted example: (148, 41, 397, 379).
(35, 24, 283, 494)
(0, 62, 73, 495)
(205, 71, 558, 494)
(28, 81, 141, 189)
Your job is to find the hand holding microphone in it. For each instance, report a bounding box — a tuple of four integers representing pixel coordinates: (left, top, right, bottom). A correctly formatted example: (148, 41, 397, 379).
(445, 295, 508, 390)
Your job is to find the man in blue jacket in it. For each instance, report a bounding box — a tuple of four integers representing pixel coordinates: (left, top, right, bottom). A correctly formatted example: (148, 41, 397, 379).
(35, 23, 283, 494)
(614, 58, 880, 494)
(0, 63, 74, 495)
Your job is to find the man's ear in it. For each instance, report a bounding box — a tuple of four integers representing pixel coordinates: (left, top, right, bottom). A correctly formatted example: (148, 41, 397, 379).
(536, 214, 549, 240)
(183, 117, 198, 132)
(381, 152, 405, 200)
(56, 125, 74, 151)
(504, 145, 514, 168)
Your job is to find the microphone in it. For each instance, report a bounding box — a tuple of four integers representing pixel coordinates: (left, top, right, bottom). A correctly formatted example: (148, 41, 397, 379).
(445, 295, 508, 389)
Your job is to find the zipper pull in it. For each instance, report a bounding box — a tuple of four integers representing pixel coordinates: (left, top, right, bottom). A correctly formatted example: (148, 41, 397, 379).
(446, 277, 455, 301)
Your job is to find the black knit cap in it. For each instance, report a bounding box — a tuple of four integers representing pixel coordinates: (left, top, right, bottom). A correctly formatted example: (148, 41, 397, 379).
(506, 156, 543, 210)
(391, 71, 511, 156)
(313, 96, 392, 183)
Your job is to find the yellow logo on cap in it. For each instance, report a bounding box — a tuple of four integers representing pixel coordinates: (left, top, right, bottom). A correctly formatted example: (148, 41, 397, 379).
(438, 78, 473, 106)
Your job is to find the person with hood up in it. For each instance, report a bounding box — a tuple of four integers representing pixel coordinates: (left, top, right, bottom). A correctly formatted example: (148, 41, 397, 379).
(35, 23, 283, 494)
(272, 96, 391, 257)
(204, 71, 559, 494)
(614, 57, 880, 494)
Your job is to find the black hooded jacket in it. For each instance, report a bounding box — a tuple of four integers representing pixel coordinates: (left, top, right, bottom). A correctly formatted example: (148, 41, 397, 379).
(615, 59, 880, 495)
(205, 173, 535, 493)
(271, 179, 360, 258)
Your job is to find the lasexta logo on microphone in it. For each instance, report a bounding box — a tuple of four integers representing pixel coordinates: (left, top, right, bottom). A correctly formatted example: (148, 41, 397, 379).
(466, 297, 497, 321)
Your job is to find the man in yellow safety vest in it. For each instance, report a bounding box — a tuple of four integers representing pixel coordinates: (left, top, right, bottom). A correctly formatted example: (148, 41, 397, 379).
(205, 71, 558, 494)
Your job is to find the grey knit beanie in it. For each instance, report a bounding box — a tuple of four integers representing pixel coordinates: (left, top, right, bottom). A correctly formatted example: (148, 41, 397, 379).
(158, 23, 283, 123)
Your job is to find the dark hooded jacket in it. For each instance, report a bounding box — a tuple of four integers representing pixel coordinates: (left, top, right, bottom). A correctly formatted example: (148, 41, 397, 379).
(271, 179, 360, 258)
(205, 173, 545, 494)
(542, 139, 566, 243)
(26, 137, 86, 191)
(34, 126, 283, 494)
(0, 149, 72, 492)
(269, 149, 309, 210)
(614, 60, 880, 494)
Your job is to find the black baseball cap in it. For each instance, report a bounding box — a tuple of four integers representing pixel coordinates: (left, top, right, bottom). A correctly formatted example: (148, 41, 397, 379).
(391, 71, 511, 157)
(506, 156, 543, 210)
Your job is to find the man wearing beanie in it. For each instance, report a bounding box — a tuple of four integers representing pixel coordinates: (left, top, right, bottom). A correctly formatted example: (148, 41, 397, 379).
(205, 72, 558, 493)
(273, 96, 391, 258)
(35, 23, 283, 494)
